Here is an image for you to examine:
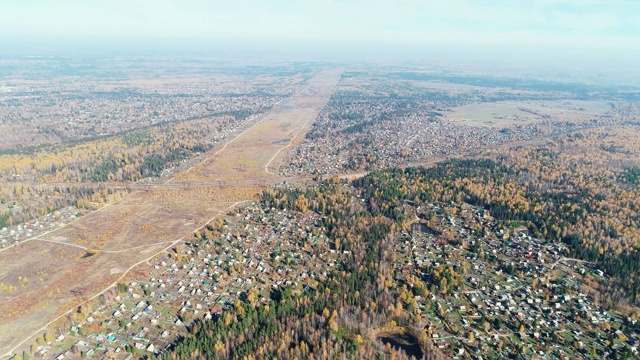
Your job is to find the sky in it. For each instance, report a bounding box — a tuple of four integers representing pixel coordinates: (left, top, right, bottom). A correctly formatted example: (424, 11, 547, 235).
(1, 0, 639, 75)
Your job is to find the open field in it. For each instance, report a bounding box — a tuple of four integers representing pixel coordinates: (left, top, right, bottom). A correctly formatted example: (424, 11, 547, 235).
(174, 69, 341, 182)
(0, 69, 341, 358)
(34, 186, 259, 251)
(443, 100, 612, 127)
(0, 240, 175, 353)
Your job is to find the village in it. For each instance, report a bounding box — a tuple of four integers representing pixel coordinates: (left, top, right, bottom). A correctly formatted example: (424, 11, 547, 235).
(33, 200, 346, 360)
(281, 119, 542, 177)
(0, 59, 305, 151)
(396, 202, 640, 359)
(0, 206, 80, 248)
(279, 72, 636, 178)
(22, 192, 640, 360)
(4, 66, 640, 360)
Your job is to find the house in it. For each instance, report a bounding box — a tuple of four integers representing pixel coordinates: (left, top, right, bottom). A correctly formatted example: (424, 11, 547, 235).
(211, 307, 224, 315)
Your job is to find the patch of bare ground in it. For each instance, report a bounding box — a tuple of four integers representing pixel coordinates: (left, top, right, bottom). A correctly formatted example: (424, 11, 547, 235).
(374, 326, 428, 359)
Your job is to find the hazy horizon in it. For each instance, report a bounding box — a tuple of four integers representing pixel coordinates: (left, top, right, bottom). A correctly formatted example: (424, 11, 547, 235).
(1, 0, 639, 84)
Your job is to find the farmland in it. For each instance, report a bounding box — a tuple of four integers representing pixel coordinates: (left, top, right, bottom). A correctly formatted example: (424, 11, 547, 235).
(443, 100, 612, 127)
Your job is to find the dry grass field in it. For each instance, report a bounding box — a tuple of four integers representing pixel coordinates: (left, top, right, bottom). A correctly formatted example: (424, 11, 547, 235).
(0, 69, 341, 358)
(0, 240, 172, 352)
(175, 69, 341, 182)
(444, 100, 612, 127)
(0, 187, 248, 355)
